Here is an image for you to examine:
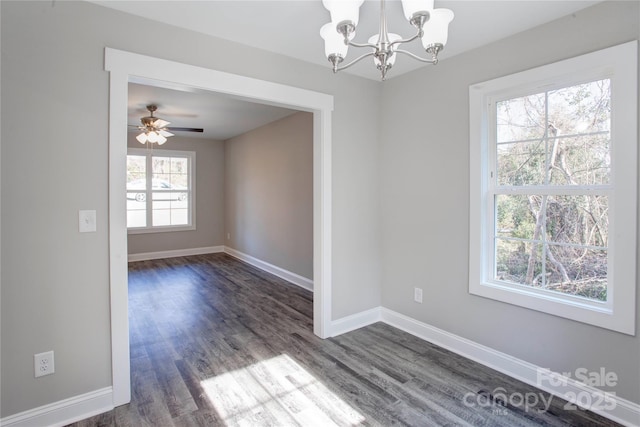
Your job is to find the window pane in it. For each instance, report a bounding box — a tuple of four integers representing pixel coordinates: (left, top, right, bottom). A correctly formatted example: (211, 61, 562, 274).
(545, 245, 607, 301)
(127, 209, 146, 228)
(153, 157, 171, 174)
(547, 79, 610, 135)
(171, 157, 188, 174)
(171, 174, 188, 188)
(126, 155, 146, 189)
(171, 209, 189, 225)
(127, 155, 147, 228)
(153, 209, 171, 226)
(497, 140, 546, 185)
(545, 195, 608, 247)
(153, 195, 189, 226)
(152, 155, 190, 226)
(547, 135, 610, 185)
(496, 93, 546, 143)
(496, 195, 536, 240)
(495, 239, 542, 286)
(152, 174, 172, 189)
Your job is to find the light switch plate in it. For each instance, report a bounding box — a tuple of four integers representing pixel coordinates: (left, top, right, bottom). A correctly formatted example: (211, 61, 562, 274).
(79, 210, 97, 233)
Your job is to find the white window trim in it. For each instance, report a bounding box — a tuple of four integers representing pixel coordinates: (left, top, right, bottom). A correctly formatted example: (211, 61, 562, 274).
(469, 41, 637, 335)
(127, 147, 196, 234)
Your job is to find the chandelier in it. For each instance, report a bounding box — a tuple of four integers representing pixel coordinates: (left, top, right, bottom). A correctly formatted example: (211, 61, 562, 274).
(320, 0, 454, 80)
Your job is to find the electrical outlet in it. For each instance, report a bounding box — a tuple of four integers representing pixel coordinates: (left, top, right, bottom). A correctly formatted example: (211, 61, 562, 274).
(34, 351, 55, 378)
(414, 287, 423, 303)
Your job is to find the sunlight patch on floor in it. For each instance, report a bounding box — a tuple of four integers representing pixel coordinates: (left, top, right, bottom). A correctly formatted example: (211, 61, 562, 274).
(200, 354, 366, 426)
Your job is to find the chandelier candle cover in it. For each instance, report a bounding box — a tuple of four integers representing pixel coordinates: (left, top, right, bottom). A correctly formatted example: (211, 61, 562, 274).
(320, 0, 454, 80)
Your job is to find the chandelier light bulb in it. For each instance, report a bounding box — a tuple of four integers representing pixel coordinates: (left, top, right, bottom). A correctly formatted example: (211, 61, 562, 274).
(400, 0, 434, 21)
(421, 8, 454, 49)
(322, 0, 364, 28)
(320, 22, 351, 60)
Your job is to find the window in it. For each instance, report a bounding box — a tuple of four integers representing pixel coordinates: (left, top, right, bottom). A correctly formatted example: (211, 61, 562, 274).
(126, 148, 195, 233)
(469, 42, 637, 334)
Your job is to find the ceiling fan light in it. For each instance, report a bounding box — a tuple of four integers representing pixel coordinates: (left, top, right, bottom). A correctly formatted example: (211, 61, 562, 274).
(157, 134, 167, 145)
(159, 129, 174, 138)
(320, 22, 349, 59)
(401, 0, 434, 21)
(147, 131, 159, 143)
(322, 0, 364, 27)
(136, 132, 148, 144)
(421, 8, 454, 49)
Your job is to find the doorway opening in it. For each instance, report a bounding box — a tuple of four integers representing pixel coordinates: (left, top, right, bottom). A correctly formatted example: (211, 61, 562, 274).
(106, 48, 333, 406)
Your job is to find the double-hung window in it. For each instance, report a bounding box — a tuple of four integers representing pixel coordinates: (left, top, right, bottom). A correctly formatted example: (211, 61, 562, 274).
(126, 148, 196, 233)
(469, 42, 637, 334)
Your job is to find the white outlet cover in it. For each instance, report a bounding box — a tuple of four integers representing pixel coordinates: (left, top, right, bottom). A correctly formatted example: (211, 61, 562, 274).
(34, 351, 55, 378)
(414, 288, 423, 303)
(79, 210, 97, 233)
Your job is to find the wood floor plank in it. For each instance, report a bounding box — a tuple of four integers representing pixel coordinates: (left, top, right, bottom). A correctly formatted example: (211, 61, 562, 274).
(66, 253, 620, 427)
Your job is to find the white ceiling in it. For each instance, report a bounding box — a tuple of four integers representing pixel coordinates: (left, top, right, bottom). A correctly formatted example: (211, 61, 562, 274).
(128, 83, 299, 140)
(106, 0, 602, 139)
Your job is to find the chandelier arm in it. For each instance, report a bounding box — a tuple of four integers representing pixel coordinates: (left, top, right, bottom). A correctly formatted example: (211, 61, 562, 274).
(346, 40, 379, 49)
(335, 52, 376, 72)
(395, 49, 438, 64)
(389, 31, 422, 48)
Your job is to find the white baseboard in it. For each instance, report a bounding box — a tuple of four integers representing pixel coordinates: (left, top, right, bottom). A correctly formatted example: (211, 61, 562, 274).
(224, 247, 314, 292)
(127, 245, 313, 292)
(379, 307, 640, 427)
(330, 307, 381, 337)
(0, 387, 113, 427)
(128, 245, 224, 262)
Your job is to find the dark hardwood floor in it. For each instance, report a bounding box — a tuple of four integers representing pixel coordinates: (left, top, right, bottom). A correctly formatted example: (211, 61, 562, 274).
(68, 253, 619, 426)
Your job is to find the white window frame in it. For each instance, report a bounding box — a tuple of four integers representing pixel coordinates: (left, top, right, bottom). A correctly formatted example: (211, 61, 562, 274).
(469, 41, 637, 335)
(127, 148, 196, 234)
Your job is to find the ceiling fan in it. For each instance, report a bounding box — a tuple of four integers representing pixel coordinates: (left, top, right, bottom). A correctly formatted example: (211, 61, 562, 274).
(133, 104, 204, 145)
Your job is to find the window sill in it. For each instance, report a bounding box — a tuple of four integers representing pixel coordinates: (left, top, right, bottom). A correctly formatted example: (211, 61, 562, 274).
(469, 280, 633, 335)
(127, 225, 196, 235)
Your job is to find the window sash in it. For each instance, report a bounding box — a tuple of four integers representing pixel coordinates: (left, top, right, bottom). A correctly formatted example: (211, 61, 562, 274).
(485, 78, 614, 303)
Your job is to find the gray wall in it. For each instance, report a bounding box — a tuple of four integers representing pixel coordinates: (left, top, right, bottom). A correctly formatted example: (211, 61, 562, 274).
(2, 0, 638, 420)
(126, 134, 225, 254)
(379, 1, 640, 404)
(1, 0, 381, 417)
(225, 112, 313, 280)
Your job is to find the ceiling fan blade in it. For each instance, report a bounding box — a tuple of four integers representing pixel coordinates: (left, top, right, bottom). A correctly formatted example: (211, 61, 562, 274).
(153, 118, 171, 129)
(167, 127, 204, 133)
